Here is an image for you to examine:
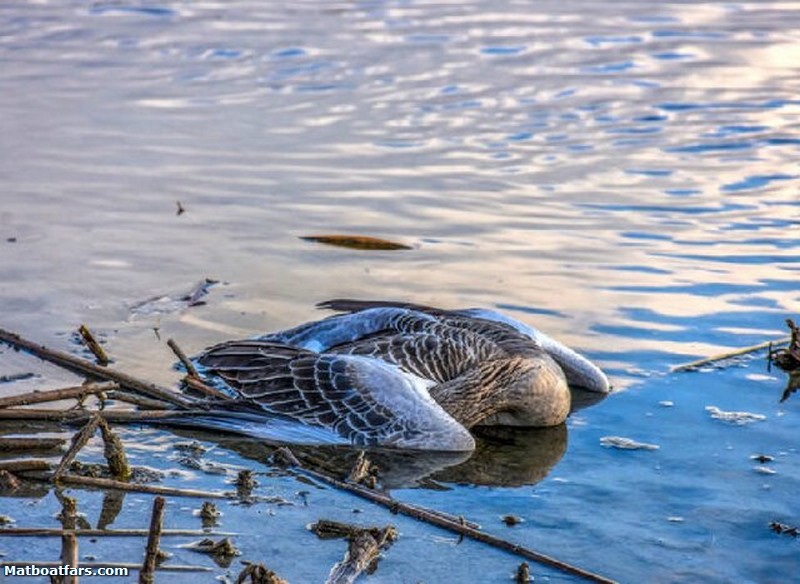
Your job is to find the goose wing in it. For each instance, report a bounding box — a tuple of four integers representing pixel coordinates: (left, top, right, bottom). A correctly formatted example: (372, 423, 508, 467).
(329, 327, 503, 383)
(319, 299, 610, 393)
(197, 341, 475, 451)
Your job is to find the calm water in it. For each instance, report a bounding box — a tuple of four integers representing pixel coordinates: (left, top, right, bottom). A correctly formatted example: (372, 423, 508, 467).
(1, 0, 799, 582)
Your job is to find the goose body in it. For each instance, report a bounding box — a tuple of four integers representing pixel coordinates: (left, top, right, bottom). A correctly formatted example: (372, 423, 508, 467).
(197, 300, 610, 451)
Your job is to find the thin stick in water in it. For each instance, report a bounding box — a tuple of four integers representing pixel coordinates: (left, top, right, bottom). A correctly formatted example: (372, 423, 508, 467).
(0, 381, 117, 409)
(139, 496, 166, 584)
(167, 338, 199, 378)
(0, 327, 194, 409)
(78, 324, 110, 366)
(275, 448, 616, 584)
(54, 414, 102, 479)
(0, 438, 65, 452)
(671, 336, 791, 372)
(57, 474, 236, 499)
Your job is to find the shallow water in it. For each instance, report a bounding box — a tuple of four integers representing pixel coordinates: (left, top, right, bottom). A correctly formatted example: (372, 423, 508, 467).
(1, 0, 799, 582)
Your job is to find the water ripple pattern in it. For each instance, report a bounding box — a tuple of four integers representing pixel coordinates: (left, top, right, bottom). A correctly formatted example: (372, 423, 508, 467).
(1, 2, 799, 581)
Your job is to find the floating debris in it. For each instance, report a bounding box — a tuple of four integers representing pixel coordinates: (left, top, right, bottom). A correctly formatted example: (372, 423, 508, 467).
(0, 372, 36, 384)
(77, 324, 110, 366)
(183, 537, 240, 567)
(751, 454, 774, 464)
(769, 521, 798, 538)
(600, 436, 660, 451)
(300, 234, 412, 251)
(235, 562, 288, 584)
(515, 561, 531, 583)
(658, 400, 674, 407)
(347, 451, 379, 488)
(198, 501, 221, 528)
(502, 515, 522, 527)
(705, 406, 766, 425)
(314, 520, 398, 584)
(235, 469, 258, 493)
(176, 201, 186, 216)
(174, 441, 208, 456)
(753, 466, 777, 475)
(768, 319, 800, 372)
(0, 471, 20, 492)
(140, 496, 166, 584)
(130, 278, 219, 316)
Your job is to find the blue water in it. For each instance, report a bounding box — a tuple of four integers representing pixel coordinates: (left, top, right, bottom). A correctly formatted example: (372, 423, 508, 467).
(1, 0, 799, 581)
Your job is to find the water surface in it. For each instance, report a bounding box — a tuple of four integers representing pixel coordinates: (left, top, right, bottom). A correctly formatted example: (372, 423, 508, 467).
(1, 1, 799, 582)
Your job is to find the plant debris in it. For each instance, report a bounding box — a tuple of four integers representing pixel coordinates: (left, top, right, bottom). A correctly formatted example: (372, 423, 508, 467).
(199, 501, 221, 528)
(502, 514, 522, 527)
(183, 537, 240, 567)
(300, 234, 412, 251)
(600, 436, 659, 451)
(347, 451, 379, 488)
(515, 561, 531, 583)
(769, 521, 798, 538)
(768, 319, 800, 372)
(235, 562, 288, 584)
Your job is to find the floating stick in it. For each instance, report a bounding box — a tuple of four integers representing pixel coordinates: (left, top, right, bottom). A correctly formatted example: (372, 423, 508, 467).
(0, 438, 65, 452)
(0, 327, 194, 409)
(57, 474, 236, 499)
(0, 381, 117, 409)
(671, 336, 791, 372)
(0, 528, 236, 537)
(275, 448, 615, 583)
(139, 496, 166, 584)
(78, 325, 110, 366)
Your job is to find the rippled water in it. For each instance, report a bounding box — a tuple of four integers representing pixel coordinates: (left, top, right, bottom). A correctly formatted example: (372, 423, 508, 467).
(1, 1, 799, 582)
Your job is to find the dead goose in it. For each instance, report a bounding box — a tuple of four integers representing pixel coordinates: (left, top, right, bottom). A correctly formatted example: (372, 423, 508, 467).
(197, 300, 610, 452)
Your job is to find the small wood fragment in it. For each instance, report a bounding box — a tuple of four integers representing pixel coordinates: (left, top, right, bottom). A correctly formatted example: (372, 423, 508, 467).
(54, 414, 103, 479)
(167, 338, 200, 378)
(0, 469, 21, 491)
(516, 561, 531, 583)
(78, 324, 110, 366)
(140, 496, 166, 584)
(347, 451, 378, 488)
(199, 502, 220, 528)
(235, 562, 288, 584)
(324, 525, 397, 584)
(59, 532, 79, 584)
(0, 381, 117, 409)
(182, 375, 233, 401)
(502, 514, 522, 527)
(98, 418, 132, 481)
(671, 336, 791, 372)
(0, 437, 65, 452)
(103, 390, 174, 410)
(0, 528, 235, 537)
(0, 408, 209, 423)
(57, 474, 235, 499)
(0, 459, 52, 473)
(234, 469, 258, 498)
(176, 201, 186, 216)
(0, 327, 194, 409)
(183, 537, 240, 567)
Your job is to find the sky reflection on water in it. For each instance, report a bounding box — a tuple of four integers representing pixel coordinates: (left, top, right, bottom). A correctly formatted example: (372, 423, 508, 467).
(1, 0, 799, 581)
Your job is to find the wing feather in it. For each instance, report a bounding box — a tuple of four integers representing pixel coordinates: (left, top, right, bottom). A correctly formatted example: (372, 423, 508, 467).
(197, 341, 474, 451)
